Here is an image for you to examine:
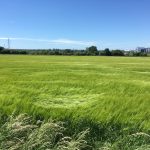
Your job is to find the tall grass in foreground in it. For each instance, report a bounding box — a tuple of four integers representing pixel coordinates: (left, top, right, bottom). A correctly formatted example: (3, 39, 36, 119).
(0, 114, 150, 150)
(0, 113, 90, 150)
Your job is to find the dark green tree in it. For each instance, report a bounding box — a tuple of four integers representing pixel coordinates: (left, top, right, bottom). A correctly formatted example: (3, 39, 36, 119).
(104, 48, 111, 56)
(0, 46, 4, 51)
(86, 46, 98, 55)
(111, 50, 124, 56)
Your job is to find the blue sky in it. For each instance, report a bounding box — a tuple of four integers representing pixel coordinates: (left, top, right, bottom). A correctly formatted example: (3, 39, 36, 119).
(0, 0, 150, 50)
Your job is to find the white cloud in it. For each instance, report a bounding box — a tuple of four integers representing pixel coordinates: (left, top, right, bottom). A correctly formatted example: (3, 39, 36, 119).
(0, 37, 96, 46)
(49, 39, 96, 46)
(0, 37, 9, 40)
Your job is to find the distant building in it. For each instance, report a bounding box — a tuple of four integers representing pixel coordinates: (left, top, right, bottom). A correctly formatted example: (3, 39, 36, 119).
(136, 47, 150, 53)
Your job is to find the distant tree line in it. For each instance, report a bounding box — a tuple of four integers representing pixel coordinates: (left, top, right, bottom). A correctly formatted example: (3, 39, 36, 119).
(0, 46, 148, 56)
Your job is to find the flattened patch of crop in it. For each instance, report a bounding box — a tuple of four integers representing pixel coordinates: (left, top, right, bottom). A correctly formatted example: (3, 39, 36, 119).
(34, 93, 103, 108)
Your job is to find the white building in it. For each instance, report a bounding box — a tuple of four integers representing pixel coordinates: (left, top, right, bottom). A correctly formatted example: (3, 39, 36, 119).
(136, 47, 150, 53)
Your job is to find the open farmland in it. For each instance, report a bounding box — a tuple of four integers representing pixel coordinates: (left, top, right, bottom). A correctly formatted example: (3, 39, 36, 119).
(0, 55, 150, 149)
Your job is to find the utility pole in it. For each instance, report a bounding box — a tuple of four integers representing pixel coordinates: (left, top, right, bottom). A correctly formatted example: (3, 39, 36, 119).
(8, 38, 10, 49)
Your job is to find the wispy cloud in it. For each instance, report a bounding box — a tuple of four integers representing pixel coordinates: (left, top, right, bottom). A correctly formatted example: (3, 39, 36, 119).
(0, 37, 49, 42)
(0, 37, 96, 46)
(0, 37, 9, 40)
(49, 39, 95, 46)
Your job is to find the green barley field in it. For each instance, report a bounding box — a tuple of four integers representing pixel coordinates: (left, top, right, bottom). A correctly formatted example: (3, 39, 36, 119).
(0, 55, 150, 149)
